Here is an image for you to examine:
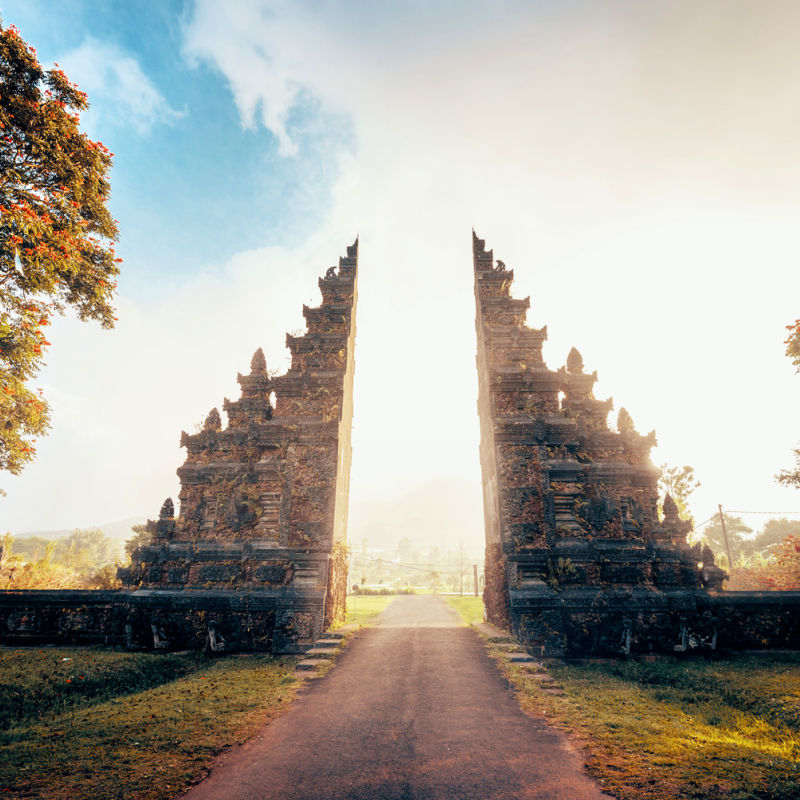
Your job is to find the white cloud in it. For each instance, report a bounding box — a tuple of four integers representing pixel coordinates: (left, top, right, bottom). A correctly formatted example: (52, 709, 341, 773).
(57, 37, 184, 135)
(181, 0, 800, 530)
(4, 1, 800, 541)
(0, 230, 347, 531)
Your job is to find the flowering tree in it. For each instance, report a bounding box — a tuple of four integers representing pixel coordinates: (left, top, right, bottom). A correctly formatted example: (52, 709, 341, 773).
(0, 22, 119, 475)
(777, 319, 800, 490)
(786, 318, 800, 373)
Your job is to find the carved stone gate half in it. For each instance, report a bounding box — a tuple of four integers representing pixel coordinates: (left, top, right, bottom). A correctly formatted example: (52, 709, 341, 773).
(115, 238, 359, 652)
(472, 230, 800, 656)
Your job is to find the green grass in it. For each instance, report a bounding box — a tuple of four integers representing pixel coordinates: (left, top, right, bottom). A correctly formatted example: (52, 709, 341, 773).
(499, 651, 800, 800)
(343, 594, 394, 626)
(0, 648, 299, 800)
(444, 595, 485, 625)
(0, 647, 202, 730)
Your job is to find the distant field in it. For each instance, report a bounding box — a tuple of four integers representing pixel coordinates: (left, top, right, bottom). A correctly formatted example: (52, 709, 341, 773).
(343, 593, 394, 626)
(500, 651, 800, 800)
(444, 595, 485, 625)
(0, 648, 299, 800)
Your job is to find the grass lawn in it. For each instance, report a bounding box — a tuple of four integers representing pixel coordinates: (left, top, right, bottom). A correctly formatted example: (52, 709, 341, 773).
(0, 597, 394, 799)
(444, 594, 485, 625)
(499, 651, 800, 800)
(0, 647, 299, 800)
(343, 593, 395, 626)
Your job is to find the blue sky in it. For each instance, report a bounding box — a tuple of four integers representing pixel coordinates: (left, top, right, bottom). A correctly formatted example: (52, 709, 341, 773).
(2, 0, 800, 545)
(1, 0, 353, 295)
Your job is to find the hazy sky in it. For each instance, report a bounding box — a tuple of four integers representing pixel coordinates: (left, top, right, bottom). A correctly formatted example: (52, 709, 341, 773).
(1, 0, 799, 547)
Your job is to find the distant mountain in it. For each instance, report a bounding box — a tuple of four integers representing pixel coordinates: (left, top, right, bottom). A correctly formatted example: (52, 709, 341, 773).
(348, 477, 484, 555)
(19, 516, 147, 544)
(16, 478, 485, 555)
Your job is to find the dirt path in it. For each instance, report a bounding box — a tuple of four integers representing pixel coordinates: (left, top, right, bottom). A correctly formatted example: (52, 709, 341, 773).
(182, 595, 610, 800)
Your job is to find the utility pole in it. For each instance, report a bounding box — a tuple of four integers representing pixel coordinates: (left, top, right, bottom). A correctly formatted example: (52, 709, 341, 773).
(473, 564, 479, 597)
(718, 504, 735, 573)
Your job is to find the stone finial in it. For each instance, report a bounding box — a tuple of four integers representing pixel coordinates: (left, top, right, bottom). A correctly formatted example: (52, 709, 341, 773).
(496, 259, 506, 272)
(663, 493, 678, 520)
(159, 497, 174, 520)
(566, 347, 584, 374)
(204, 407, 222, 431)
(250, 347, 267, 373)
(617, 407, 635, 433)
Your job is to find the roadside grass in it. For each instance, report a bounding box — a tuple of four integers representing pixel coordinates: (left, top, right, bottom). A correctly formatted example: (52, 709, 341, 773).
(500, 651, 800, 800)
(0, 648, 299, 800)
(343, 594, 394, 626)
(0, 647, 202, 730)
(444, 595, 485, 625)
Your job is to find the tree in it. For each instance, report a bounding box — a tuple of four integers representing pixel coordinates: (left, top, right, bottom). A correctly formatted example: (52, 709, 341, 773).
(124, 522, 153, 559)
(743, 517, 800, 557)
(777, 319, 800, 489)
(771, 535, 800, 589)
(0, 527, 121, 589)
(0, 21, 119, 475)
(785, 318, 800, 373)
(699, 513, 752, 568)
(54, 527, 119, 579)
(776, 448, 800, 491)
(658, 464, 700, 525)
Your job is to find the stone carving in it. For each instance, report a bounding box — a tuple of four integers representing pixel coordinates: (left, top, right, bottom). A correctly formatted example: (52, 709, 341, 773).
(616, 407, 635, 434)
(159, 497, 174, 519)
(566, 346, 584, 374)
(206, 620, 227, 653)
(250, 347, 267, 373)
(203, 408, 222, 431)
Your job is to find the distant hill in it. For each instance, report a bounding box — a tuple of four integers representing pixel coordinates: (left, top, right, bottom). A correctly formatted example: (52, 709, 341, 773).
(348, 477, 484, 555)
(19, 516, 147, 545)
(15, 477, 485, 556)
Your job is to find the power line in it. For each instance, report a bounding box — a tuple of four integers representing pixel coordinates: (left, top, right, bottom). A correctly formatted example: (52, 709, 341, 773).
(725, 509, 800, 515)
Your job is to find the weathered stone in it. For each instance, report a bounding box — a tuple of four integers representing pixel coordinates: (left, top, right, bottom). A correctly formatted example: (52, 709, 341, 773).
(472, 230, 800, 656)
(117, 239, 359, 651)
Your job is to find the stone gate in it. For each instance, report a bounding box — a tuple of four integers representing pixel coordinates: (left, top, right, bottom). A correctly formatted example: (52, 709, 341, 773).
(1, 231, 800, 656)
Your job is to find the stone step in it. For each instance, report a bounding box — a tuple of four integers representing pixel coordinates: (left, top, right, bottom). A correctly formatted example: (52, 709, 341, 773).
(528, 671, 555, 682)
(306, 647, 339, 657)
(525, 662, 547, 673)
(507, 652, 535, 663)
(494, 642, 521, 650)
(314, 639, 342, 648)
(295, 658, 331, 671)
(324, 624, 358, 637)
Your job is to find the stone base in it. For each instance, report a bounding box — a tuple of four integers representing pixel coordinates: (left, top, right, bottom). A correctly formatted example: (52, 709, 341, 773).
(0, 589, 329, 654)
(510, 587, 800, 657)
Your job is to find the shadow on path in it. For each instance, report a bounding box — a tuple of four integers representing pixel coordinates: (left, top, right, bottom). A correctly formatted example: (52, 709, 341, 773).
(181, 595, 610, 800)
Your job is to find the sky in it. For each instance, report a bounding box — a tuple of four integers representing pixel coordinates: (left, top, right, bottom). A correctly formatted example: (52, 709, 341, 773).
(1, 0, 800, 549)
